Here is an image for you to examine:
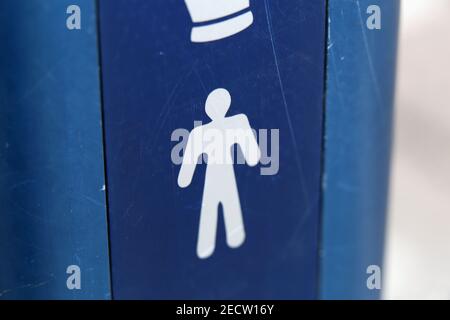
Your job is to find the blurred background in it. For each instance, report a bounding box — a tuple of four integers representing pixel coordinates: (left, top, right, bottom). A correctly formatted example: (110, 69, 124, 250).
(385, 0, 450, 299)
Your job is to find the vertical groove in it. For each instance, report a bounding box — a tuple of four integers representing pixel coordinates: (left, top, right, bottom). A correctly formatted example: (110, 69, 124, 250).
(316, 0, 330, 300)
(94, 0, 115, 300)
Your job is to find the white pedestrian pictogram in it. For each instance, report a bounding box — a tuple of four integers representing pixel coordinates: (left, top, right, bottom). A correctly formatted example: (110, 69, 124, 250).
(178, 88, 261, 259)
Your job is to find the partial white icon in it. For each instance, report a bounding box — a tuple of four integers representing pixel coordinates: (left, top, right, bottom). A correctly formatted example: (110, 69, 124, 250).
(184, 0, 254, 43)
(177, 88, 261, 259)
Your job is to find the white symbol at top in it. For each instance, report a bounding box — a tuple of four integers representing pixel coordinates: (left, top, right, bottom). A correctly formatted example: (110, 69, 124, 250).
(177, 88, 261, 259)
(184, 0, 254, 43)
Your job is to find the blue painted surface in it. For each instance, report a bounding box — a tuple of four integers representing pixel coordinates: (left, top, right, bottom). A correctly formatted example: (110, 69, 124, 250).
(99, 0, 327, 299)
(321, 0, 399, 299)
(0, 1, 111, 299)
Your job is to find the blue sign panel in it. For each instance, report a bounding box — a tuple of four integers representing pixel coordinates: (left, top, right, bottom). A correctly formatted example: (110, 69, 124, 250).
(321, 0, 399, 299)
(0, 0, 110, 299)
(99, 0, 326, 299)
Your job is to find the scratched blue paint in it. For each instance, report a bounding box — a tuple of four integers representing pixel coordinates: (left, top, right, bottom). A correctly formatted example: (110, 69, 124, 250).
(321, 0, 400, 299)
(99, 0, 327, 299)
(0, 1, 111, 299)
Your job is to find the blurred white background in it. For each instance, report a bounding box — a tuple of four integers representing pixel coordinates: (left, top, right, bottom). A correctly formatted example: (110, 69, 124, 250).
(384, 0, 450, 299)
